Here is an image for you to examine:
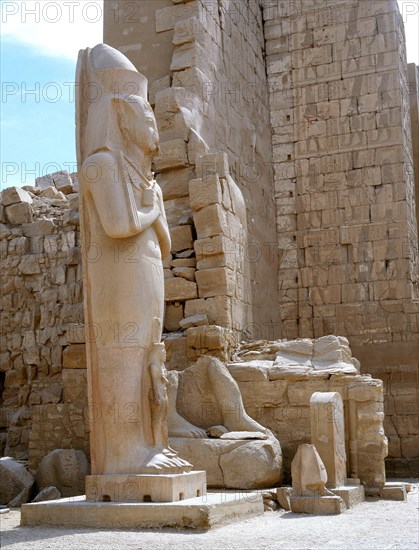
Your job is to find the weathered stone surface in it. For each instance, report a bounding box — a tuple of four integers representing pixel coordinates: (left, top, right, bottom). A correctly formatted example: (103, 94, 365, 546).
(51, 171, 73, 194)
(276, 487, 292, 510)
(170, 436, 282, 489)
(165, 277, 198, 301)
(170, 225, 193, 253)
(2, 187, 33, 207)
(22, 219, 55, 237)
(40, 187, 67, 200)
(207, 425, 228, 438)
(32, 486, 61, 502)
(179, 313, 208, 330)
(0, 457, 34, 506)
(164, 303, 184, 332)
(291, 443, 337, 509)
(36, 449, 89, 498)
(62, 345, 86, 369)
(310, 392, 347, 488)
(5, 203, 33, 225)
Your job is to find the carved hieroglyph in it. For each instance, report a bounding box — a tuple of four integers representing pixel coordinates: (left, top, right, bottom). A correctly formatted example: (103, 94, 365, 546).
(76, 44, 191, 476)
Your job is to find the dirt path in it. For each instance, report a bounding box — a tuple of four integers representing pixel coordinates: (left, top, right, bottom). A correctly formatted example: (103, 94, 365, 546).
(1, 483, 418, 550)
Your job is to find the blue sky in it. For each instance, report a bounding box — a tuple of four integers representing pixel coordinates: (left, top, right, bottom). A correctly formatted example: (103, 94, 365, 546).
(1, 0, 418, 189)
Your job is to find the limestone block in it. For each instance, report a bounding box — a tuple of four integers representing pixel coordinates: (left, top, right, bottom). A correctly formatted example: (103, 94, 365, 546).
(18, 255, 41, 275)
(171, 257, 196, 268)
(157, 111, 191, 142)
(3, 187, 33, 206)
(173, 16, 204, 46)
(195, 234, 238, 266)
(196, 153, 230, 179)
(179, 313, 208, 330)
(154, 139, 189, 172)
(170, 225, 193, 253)
(52, 171, 73, 194)
(187, 131, 209, 165)
(164, 197, 192, 229)
(155, 3, 198, 33)
(276, 487, 292, 510)
(32, 486, 61, 502)
(155, 86, 199, 116)
(22, 219, 55, 237)
(227, 361, 271, 382)
(36, 449, 90, 498)
(6, 203, 33, 225)
(35, 174, 54, 189)
(184, 296, 232, 327)
(186, 325, 233, 360)
(164, 333, 190, 371)
(62, 369, 87, 405)
(169, 437, 282, 489)
(170, 41, 208, 72)
(193, 204, 227, 239)
(195, 267, 234, 298)
(290, 494, 345, 515)
(158, 167, 194, 200)
(149, 76, 171, 106)
(165, 277, 198, 301)
(0, 223, 11, 240)
(239, 379, 288, 408)
(164, 303, 184, 332)
(189, 174, 222, 211)
(310, 392, 347, 488)
(62, 345, 86, 369)
(40, 187, 67, 200)
(0, 457, 34, 506)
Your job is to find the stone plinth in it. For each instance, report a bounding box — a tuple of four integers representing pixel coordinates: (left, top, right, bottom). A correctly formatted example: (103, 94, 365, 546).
(85, 471, 206, 503)
(331, 485, 365, 509)
(290, 495, 345, 515)
(21, 492, 264, 530)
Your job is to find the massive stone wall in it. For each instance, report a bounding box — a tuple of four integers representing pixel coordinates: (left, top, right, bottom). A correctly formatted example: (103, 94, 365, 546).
(263, 0, 419, 474)
(0, 175, 89, 471)
(104, 0, 281, 342)
(1, 0, 418, 476)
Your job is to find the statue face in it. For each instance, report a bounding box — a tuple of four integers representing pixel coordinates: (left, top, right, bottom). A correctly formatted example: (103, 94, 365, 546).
(128, 96, 159, 154)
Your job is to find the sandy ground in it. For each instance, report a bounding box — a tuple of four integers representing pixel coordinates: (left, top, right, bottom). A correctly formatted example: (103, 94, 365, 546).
(1, 482, 418, 550)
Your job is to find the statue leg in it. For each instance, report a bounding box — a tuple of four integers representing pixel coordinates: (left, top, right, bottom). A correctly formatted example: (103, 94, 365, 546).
(167, 371, 206, 438)
(207, 358, 267, 433)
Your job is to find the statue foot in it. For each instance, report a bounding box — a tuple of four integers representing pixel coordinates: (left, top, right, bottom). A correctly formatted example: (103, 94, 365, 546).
(140, 449, 193, 474)
(169, 412, 207, 438)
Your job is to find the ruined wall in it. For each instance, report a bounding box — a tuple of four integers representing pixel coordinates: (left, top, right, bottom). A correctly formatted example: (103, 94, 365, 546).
(263, 0, 419, 475)
(0, 175, 89, 471)
(408, 63, 419, 240)
(104, 0, 280, 342)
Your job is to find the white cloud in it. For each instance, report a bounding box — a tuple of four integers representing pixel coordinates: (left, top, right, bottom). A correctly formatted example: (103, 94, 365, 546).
(1, 0, 104, 61)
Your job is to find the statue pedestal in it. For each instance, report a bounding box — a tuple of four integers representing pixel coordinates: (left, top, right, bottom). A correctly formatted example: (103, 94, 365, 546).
(20, 492, 264, 530)
(85, 471, 206, 503)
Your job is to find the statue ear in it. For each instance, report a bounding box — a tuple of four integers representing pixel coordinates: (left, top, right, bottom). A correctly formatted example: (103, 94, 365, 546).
(114, 97, 129, 134)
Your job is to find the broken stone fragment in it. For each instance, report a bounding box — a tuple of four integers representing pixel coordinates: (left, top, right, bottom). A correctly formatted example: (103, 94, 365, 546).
(207, 425, 229, 438)
(2, 186, 33, 207)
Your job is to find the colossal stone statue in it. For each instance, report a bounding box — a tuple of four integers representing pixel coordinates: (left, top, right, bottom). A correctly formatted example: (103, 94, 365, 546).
(76, 44, 191, 478)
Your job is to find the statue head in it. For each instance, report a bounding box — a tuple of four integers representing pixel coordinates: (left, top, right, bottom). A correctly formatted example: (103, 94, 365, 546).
(82, 44, 159, 158)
